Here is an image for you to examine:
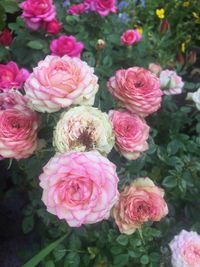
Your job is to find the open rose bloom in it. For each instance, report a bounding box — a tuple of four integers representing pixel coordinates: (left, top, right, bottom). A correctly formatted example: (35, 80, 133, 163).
(120, 29, 142, 46)
(20, 0, 56, 30)
(107, 67, 163, 117)
(24, 55, 99, 113)
(0, 61, 29, 92)
(53, 106, 114, 155)
(109, 110, 150, 160)
(84, 0, 116, 16)
(39, 151, 119, 226)
(112, 177, 168, 235)
(50, 35, 84, 57)
(159, 69, 184, 95)
(0, 91, 40, 159)
(169, 230, 200, 267)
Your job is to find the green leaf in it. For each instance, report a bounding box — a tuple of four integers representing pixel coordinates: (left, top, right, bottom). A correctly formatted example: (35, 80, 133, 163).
(53, 244, 66, 262)
(22, 216, 34, 234)
(162, 176, 177, 188)
(113, 254, 129, 267)
(44, 261, 55, 267)
(64, 252, 80, 267)
(2, 0, 19, 13)
(22, 234, 67, 267)
(27, 40, 44, 50)
(116, 235, 129, 246)
(140, 255, 149, 265)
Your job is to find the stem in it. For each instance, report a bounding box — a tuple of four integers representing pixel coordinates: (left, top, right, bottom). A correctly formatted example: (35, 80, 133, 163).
(138, 228, 145, 245)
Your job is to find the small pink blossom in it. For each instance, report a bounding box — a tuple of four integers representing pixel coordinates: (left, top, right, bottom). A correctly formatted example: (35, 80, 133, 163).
(39, 151, 119, 227)
(109, 110, 150, 160)
(84, 0, 116, 16)
(68, 3, 86, 15)
(169, 230, 200, 267)
(43, 18, 61, 34)
(148, 63, 162, 76)
(120, 29, 142, 46)
(50, 35, 84, 57)
(0, 61, 29, 92)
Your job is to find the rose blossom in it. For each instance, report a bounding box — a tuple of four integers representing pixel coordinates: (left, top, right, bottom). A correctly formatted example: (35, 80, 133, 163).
(50, 35, 84, 57)
(160, 70, 184, 95)
(53, 106, 114, 155)
(43, 19, 61, 34)
(0, 91, 40, 159)
(120, 29, 142, 46)
(148, 63, 162, 76)
(0, 28, 13, 46)
(107, 67, 163, 117)
(187, 88, 200, 110)
(68, 3, 86, 15)
(84, 0, 116, 16)
(112, 177, 168, 235)
(20, 0, 56, 31)
(0, 90, 28, 110)
(24, 55, 99, 113)
(39, 151, 119, 226)
(0, 61, 29, 92)
(109, 110, 150, 160)
(169, 230, 200, 267)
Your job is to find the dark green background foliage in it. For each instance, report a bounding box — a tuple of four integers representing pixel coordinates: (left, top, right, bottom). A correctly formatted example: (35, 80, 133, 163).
(1, 0, 200, 266)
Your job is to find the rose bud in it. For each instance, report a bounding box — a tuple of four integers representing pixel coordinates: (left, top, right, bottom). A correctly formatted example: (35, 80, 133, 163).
(159, 18, 169, 33)
(0, 28, 13, 46)
(187, 50, 197, 65)
(96, 39, 106, 50)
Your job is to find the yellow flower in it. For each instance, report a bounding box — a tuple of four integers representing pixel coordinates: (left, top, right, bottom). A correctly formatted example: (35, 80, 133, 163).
(136, 26, 143, 35)
(183, 1, 190, 7)
(156, 8, 165, 19)
(181, 42, 186, 53)
(192, 12, 200, 23)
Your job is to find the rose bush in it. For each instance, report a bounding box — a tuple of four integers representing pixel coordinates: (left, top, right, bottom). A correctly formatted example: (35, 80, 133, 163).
(1, 0, 200, 266)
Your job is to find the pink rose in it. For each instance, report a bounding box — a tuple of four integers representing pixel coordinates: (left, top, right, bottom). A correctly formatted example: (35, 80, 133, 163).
(68, 3, 86, 15)
(39, 151, 119, 227)
(0, 28, 13, 46)
(0, 91, 28, 110)
(109, 110, 150, 160)
(107, 67, 163, 117)
(84, 0, 116, 16)
(113, 177, 168, 235)
(43, 19, 61, 34)
(20, 0, 56, 30)
(148, 63, 162, 76)
(169, 230, 200, 267)
(0, 61, 29, 92)
(24, 55, 99, 113)
(120, 29, 142, 46)
(50, 35, 84, 57)
(159, 69, 184, 95)
(0, 91, 40, 159)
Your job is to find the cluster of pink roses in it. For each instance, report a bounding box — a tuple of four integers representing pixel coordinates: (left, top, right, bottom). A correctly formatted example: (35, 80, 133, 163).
(107, 66, 163, 159)
(13, 53, 166, 230)
(149, 63, 184, 95)
(68, 0, 116, 17)
(20, 0, 61, 33)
